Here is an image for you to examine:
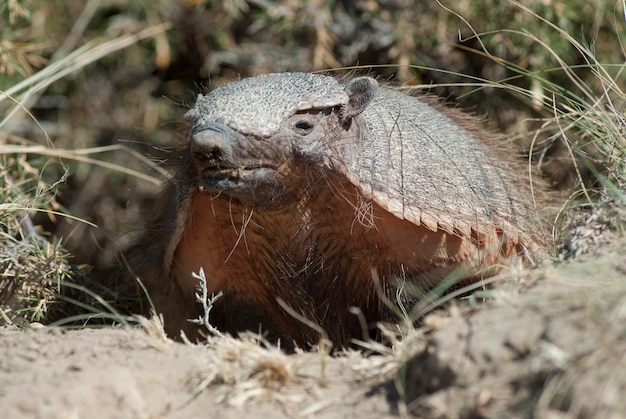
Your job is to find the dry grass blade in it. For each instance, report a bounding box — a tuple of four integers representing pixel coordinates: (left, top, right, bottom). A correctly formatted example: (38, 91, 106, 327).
(0, 144, 168, 184)
(0, 205, 97, 228)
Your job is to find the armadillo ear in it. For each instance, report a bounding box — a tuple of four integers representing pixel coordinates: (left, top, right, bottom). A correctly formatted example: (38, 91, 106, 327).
(341, 77, 378, 120)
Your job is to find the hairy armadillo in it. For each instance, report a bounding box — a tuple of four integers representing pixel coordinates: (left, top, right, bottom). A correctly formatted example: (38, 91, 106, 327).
(127, 72, 549, 350)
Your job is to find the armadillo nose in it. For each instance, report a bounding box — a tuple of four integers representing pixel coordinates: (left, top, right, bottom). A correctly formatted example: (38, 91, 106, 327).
(190, 125, 233, 165)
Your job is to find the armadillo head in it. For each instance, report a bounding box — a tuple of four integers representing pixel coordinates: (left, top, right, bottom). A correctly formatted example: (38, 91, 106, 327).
(184, 73, 378, 206)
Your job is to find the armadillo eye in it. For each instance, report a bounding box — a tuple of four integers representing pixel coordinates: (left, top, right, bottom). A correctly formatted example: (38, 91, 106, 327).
(294, 120, 314, 135)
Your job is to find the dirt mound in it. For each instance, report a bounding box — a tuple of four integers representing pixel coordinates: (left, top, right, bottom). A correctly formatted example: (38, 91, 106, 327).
(0, 326, 400, 418)
(403, 255, 626, 417)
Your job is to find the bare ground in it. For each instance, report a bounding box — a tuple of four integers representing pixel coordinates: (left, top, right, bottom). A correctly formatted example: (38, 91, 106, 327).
(1, 239, 626, 419)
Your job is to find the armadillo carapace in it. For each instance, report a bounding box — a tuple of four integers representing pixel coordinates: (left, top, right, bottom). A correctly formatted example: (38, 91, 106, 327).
(130, 73, 549, 350)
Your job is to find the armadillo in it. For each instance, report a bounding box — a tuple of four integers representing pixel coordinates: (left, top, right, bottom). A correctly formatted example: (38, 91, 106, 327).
(127, 72, 549, 350)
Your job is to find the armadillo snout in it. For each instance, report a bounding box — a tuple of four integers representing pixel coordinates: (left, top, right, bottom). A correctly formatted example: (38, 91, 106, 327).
(190, 124, 235, 168)
(188, 122, 286, 204)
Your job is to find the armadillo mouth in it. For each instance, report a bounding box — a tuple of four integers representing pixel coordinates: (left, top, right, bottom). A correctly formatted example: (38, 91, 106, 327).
(202, 164, 275, 179)
(198, 164, 281, 194)
(200, 164, 277, 184)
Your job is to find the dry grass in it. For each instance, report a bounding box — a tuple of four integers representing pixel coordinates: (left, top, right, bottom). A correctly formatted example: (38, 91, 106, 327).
(0, 2, 170, 327)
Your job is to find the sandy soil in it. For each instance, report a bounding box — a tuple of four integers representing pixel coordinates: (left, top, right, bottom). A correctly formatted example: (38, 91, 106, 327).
(2, 240, 626, 419)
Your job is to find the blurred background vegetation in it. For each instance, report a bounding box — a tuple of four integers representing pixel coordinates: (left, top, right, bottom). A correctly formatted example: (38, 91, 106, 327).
(1, 0, 625, 324)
